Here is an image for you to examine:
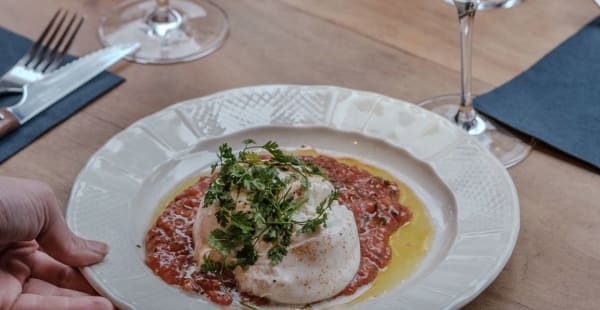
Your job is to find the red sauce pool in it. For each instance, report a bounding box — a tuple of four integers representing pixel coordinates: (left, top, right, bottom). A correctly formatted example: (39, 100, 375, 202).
(145, 155, 412, 305)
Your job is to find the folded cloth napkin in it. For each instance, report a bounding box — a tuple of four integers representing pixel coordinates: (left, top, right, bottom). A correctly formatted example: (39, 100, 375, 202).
(0, 27, 124, 164)
(474, 17, 600, 169)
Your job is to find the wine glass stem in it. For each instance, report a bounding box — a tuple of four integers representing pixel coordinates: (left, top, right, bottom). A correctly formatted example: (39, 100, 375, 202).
(147, 0, 182, 37)
(454, 1, 481, 133)
(156, 0, 170, 8)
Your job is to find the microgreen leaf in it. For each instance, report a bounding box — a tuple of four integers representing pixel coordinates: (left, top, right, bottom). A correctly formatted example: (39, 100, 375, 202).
(200, 255, 220, 274)
(267, 244, 288, 265)
(208, 229, 236, 257)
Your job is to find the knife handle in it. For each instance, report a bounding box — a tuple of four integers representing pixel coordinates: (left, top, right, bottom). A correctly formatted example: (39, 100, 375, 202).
(0, 108, 19, 139)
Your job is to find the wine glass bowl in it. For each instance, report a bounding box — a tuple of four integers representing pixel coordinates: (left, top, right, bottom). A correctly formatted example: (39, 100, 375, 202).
(99, 0, 229, 64)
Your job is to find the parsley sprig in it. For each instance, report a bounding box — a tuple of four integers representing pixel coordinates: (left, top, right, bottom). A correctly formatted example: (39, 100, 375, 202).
(201, 140, 337, 273)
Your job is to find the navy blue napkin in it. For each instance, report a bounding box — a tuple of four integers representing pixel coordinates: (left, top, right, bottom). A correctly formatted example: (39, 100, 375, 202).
(0, 27, 124, 164)
(474, 17, 600, 169)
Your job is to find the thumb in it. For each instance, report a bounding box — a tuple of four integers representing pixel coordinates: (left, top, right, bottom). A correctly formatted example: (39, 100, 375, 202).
(35, 184, 109, 267)
(0, 176, 108, 267)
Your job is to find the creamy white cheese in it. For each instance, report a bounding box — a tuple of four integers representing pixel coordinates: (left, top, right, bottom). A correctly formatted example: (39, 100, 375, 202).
(192, 174, 361, 305)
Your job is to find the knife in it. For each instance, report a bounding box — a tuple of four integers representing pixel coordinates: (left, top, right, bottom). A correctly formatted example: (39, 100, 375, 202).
(0, 43, 139, 139)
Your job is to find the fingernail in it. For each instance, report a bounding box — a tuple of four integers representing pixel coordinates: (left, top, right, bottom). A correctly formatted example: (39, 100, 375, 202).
(88, 240, 109, 256)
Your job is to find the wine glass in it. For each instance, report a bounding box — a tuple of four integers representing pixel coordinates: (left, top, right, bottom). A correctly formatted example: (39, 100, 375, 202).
(418, 0, 531, 168)
(98, 0, 229, 64)
(444, 0, 524, 10)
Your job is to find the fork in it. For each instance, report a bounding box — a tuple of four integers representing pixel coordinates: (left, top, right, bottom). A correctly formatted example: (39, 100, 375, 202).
(0, 9, 84, 95)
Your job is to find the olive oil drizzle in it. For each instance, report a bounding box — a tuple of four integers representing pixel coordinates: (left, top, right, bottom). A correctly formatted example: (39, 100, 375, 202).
(335, 157, 433, 304)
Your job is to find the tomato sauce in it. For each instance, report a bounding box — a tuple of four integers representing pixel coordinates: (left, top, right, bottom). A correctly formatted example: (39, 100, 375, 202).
(300, 155, 411, 295)
(145, 155, 412, 305)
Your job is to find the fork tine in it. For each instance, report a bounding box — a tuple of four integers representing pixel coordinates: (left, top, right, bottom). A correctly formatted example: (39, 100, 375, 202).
(41, 12, 78, 73)
(21, 9, 62, 66)
(29, 10, 69, 70)
(43, 14, 84, 73)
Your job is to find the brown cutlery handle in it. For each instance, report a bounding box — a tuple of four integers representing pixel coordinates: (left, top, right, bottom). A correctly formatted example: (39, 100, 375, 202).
(0, 108, 20, 138)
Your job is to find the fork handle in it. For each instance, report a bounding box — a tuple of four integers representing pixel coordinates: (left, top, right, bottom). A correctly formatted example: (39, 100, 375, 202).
(0, 108, 20, 139)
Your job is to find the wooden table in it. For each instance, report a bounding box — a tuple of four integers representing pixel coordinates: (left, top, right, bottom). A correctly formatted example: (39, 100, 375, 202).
(1, 0, 599, 309)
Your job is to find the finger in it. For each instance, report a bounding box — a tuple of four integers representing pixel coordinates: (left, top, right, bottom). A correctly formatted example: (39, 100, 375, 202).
(27, 181, 108, 267)
(23, 251, 98, 295)
(0, 177, 108, 266)
(1, 241, 39, 257)
(0, 269, 22, 310)
(23, 278, 89, 297)
(11, 294, 113, 310)
(0, 256, 31, 284)
(0, 177, 45, 245)
(10, 240, 39, 250)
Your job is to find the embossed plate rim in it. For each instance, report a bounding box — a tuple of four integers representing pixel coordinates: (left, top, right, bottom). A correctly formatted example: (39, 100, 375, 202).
(66, 85, 519, 310)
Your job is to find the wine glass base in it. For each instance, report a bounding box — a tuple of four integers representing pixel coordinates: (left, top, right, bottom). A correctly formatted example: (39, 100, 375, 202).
(99, 0, 229, 64)
(419, 94, 532, 168)
(443, 0, 524, 10)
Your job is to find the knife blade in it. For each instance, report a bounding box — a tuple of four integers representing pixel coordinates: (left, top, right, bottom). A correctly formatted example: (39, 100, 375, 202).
(0, 43, 139, 138)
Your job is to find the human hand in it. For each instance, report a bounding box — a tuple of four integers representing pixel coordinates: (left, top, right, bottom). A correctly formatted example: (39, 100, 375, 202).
(0, 176, 113, 310)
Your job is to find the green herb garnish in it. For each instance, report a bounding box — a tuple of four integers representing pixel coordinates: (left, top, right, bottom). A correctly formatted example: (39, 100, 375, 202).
(200, 140, 337, 272)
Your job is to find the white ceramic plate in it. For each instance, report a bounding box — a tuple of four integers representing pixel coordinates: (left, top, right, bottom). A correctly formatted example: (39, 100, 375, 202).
(66, 85, 519, 310)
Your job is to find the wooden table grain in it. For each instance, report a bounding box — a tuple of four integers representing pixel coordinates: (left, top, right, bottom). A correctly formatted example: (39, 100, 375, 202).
(1, 1, 599, 309)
